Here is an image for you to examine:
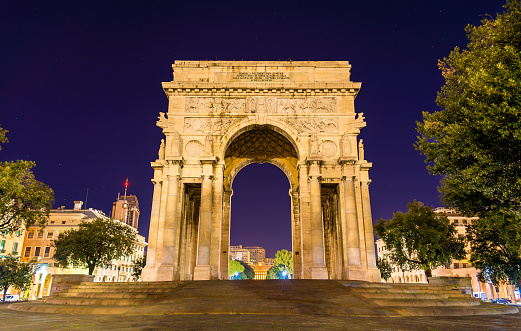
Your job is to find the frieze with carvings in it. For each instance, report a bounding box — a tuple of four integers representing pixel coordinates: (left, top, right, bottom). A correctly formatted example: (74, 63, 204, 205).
(184, 117, 244, 133)
(185, 97, 337, 114)
(283, 117, 339, 134)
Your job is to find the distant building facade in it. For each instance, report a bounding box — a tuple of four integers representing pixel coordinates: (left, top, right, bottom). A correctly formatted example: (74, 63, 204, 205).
(243, 246, 266, 265)
(229, 245, 251, 264)
(376, 208, 517, 302)
(20, 201, 146, 300)
(252, 262, 270, 280)
(112, 193, 140, 229)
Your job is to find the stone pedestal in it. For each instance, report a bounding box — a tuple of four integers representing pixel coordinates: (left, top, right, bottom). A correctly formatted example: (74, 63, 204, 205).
(194, 265, 211, 280)
(310, 266, 329, 279)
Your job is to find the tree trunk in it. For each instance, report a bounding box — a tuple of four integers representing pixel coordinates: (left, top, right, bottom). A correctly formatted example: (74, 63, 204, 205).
(2, 287, 7, 302)
(425, 268, 432, 278)
(88, 264, 95, 275)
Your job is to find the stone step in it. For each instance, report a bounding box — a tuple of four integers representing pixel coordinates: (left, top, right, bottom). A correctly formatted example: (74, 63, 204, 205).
(359, 292, 468, 300)
(389, 304, 519, 317)
(350, 287, 458, 294)
(55, 292, 163, 299)
(44, 296, 153, 306)
(373, 298, 481, 307)
(63, 287, 168, 294)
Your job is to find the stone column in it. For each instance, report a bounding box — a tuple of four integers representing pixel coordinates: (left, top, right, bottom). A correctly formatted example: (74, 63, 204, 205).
(344, 176, 361, 267)
(308, 160, 328, 279)
(141, 178, 162, 281)
(361, 180, 377, 269)
(194, 174, 213, 280)
(156, 173, 180, 281)
(220, 189, 233, 280)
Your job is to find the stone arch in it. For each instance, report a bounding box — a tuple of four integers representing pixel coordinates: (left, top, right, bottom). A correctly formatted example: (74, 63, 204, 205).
(217, 119, 304, 162)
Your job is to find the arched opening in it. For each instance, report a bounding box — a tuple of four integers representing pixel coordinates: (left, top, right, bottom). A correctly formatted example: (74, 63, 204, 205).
(229, 163, 292, 280)
(224, 127, 298, 280)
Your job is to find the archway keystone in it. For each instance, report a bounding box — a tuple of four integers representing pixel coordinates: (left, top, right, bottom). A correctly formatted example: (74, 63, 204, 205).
(141, 61, 380, 282)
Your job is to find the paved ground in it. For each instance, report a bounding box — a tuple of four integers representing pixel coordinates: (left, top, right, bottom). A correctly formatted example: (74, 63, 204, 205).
(2, 302, 521, 330)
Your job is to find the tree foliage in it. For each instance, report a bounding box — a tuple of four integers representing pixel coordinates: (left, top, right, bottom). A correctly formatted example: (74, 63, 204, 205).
(416, 1, 521, 217)
(467, 211, 521, 286)
(377, 257, 393, 282)
(228, 259, 245, 279)
(132, 253, 147, 281)
(415, 1, 521, 285)
(52, 218, 136, 275)
(274, 249, 293, 275)
(266, 250, 293, 279)
(374, 200, 465, 277)
(0, 256, 37, 301)
(238, 260, 254, 279)
(0, 123, 54, 234)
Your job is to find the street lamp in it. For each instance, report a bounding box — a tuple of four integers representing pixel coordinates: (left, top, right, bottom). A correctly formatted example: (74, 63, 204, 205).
(234, 272, 239, 280)
(282, 270, 288, 279)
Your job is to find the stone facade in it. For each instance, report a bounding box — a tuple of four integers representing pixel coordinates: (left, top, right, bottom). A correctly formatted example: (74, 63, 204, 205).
(142, 61, 380, 282)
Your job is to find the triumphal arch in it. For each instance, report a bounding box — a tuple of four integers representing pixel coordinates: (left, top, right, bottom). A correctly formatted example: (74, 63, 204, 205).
(142, 61, 380, 282)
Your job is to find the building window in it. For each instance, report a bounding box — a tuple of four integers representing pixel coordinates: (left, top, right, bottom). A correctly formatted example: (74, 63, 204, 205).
(37, 232, 44, 239)
(12, 242, 18, 254)
(462, 263, 468, 268)
(46, 232, 53, 239)
(44, 247, 51, 257)
(50, 221, 55, 224)
(0, 240, 5, 251)
(61, 221, 66, 224)
(463, 219, 468, 225)
(34, 247, 41, 257)
(453, 263, 460, 269)
(27, 232, 34, 239)
(24, 247, 31, 257)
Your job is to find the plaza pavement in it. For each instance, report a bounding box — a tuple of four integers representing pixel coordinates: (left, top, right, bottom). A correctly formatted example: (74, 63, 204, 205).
(2, 302, 521, 330)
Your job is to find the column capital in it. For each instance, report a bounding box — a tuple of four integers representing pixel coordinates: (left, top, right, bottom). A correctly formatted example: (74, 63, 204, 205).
(338, 157, 356, 165)
(151, 179, 162, 186)
(167, 157, 184, 165)
(166, 174, 180, 181)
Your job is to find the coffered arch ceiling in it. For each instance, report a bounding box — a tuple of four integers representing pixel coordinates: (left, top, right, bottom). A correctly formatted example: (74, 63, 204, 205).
(223, 128, 299, 190)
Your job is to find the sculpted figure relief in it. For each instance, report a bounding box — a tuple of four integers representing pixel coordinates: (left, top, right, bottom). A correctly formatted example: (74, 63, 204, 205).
(157, 112, 168, 128)
(184, 117, 243, 133)
(310, 132, 320, 155)
(283, 118, 338, 134)
(186, 97, 246, 113)
(358, 139, 365, 161)
(171, 131, 181, 156)
(158, 139, 165, 160)
(341, 132, 351, 156)
(204, 132, 213, 155)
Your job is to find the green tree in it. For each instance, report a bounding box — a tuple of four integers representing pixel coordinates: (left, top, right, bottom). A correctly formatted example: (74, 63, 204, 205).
(0, 123, 54, 234)
(374, 200, 465, 278)
(228, 259, 245, 279)
(467, 211, 521, 286)
(377, 256, 393, 282)
(238, 260, 254, 279)
(266, 264, 285, 279)
(131, 252, 147, 281)
(52, 218, 136, 275)
(0, 256, 37, 301)
(274, 249, 293, 275)
(416, 1, 521, 285)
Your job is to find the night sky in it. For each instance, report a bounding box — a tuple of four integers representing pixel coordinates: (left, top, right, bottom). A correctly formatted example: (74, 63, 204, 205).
(1, 1, 505, 258)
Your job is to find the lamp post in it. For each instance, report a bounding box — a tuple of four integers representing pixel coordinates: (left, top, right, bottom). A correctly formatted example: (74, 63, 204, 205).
(234, 272, 239, 280)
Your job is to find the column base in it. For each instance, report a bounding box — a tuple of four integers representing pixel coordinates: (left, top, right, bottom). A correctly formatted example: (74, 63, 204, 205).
(141, 266, 157, 282)
(193, 265, 211, 280)
(310, 265, 329, 279)
(366, 266, 382, 282)
(156, 265, 177, 281)
(345, 265, 366, 281)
